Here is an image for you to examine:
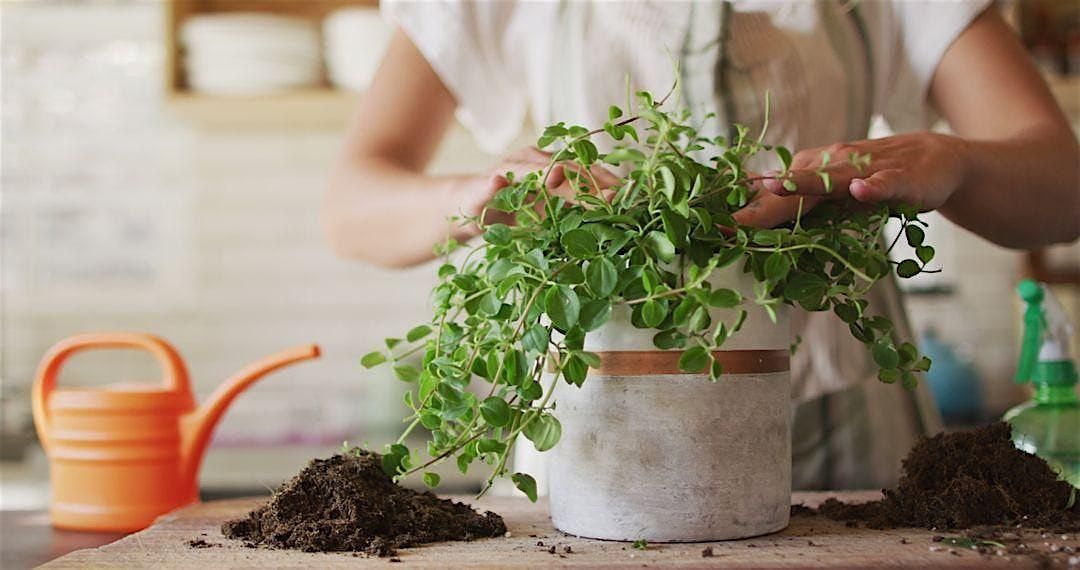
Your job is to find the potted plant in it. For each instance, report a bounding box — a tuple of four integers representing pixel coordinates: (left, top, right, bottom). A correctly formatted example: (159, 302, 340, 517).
(362, 87, 934, 542)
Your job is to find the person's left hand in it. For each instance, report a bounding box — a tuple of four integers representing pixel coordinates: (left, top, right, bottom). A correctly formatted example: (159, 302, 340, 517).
(733, 132, 969, 228)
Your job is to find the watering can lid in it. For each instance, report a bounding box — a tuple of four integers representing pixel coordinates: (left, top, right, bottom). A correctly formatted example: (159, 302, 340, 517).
(49, 384, 196, 412)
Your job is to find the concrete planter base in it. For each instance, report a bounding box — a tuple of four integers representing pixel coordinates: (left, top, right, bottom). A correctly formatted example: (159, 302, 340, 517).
(547, 369, 791, 542)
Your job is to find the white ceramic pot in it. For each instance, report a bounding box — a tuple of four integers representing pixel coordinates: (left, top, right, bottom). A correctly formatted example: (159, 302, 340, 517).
(547, 266, 791, 542)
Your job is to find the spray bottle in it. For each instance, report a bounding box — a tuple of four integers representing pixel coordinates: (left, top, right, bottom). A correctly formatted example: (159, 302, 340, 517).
(1003, 279, 1079, 487)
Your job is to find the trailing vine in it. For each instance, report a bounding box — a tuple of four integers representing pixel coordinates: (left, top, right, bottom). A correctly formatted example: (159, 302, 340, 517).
(361, 87, 935, 501)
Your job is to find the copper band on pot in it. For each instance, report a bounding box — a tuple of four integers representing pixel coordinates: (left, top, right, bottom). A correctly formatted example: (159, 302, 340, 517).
(550, 350, 790, 376)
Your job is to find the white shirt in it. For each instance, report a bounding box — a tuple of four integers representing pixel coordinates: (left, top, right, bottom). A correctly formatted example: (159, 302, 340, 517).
(384, 0, 990, 155)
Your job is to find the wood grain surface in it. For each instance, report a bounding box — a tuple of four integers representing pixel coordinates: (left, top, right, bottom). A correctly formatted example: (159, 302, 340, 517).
(42, 491, 1078, 568)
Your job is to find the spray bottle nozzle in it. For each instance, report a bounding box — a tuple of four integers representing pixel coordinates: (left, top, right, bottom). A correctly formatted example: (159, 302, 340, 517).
(1015, 279, 1077, 387)
(1018, 279, 1044, 305)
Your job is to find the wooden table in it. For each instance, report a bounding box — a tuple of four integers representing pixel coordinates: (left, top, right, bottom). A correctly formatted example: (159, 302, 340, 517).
(1, 511, 124, 569)
(42, 491, 1077, 568)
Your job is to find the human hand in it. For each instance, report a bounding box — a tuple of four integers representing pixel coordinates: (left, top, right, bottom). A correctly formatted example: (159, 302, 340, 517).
(458, 147, 621, 231)
(734, 132, 969, 228)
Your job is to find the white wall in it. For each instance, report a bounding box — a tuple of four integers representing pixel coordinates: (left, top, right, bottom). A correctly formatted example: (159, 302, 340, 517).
(0, 2, 502, 454)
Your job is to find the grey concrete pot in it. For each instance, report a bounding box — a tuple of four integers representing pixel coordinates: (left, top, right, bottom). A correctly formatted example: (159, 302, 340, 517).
(546, 268, 792, 542)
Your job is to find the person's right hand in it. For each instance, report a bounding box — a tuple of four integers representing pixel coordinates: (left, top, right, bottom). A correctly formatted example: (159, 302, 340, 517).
(457, 147, 621, 234)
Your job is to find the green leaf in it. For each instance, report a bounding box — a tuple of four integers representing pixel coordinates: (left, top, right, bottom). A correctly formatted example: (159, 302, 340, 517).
(751, 229, 783, 246)
(393, 365, 420, 382)
(834, 303, 859, 324)
(708, 288, 742, 308)
(642, 231, 676, 263)
(406, 325, 433, 343)
(561, 228, 598, 258)
(914, 356, 932, 372)
(658, 166, 676, 200)
(608, 105, 623, 120)
(783, 272, 828, 309)
(916, 245, 935, 264)
(522, 324, 550, 354)
(381, 443, 409, 476)
(545, 285, 581, 330)
(878, 368, 900, 384)
(872, 341, 900, 369)
(782, 179, 797, 192)
(678, 346, 710, 373)
(661, 210, 689, 248)
(452, 273, 480, 291)
(480, 397, 511, 427)
(653, 329, 683, 350)
(456, 453, 473, 475)
(901, 371, 918, 390)
(523, 414, 561, 452)
(419, 412, 441, 430)
(361, 351, 387, 368)
(817, 170, 832, 193)
(775, 146, 793, 172)
(483, 223, 512, 246)
(579, 299, 612, 332)
(898, 342, 919, 365)
(641, 299, 668, 327)
(896, 259, 920, 278)
(512, 472, 538, 502)
(562, 354, 588, 386)
(477, 438, 506, 454)
(517, 379, 543, 402)
(904, 225, 925, 247)
(576, 350, 602, 368)
(764, 252, 791, 281)
(586, 258, 618, 297)
(423, 472, 441, 488)
(687, 306, 710, 333)
(477, 290, 501, 316)
(438, 263, 457, 279)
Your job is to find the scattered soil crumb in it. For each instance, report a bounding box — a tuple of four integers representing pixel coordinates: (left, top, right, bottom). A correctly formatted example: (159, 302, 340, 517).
(221, 450, 506, 556)
(813, 423, 1080, 532)
(187, 538, 217, 549)
(789, 504, 815, 517)
(701, 546, 714, 558)
(388, 557, 402, 563)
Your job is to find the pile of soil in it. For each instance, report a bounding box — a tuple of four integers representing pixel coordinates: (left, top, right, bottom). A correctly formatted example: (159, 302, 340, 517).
(813, 422, 1080, 531)
(222, 450, 506, 556)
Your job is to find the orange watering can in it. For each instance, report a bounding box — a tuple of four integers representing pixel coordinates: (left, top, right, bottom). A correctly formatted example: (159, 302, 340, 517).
(31, 332, 320, 532)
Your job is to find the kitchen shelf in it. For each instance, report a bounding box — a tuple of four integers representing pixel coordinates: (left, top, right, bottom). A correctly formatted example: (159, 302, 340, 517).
(165, 0, 378, 129)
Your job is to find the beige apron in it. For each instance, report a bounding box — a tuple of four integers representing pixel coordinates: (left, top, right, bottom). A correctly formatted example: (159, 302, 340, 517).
(790, 276, 942, 490)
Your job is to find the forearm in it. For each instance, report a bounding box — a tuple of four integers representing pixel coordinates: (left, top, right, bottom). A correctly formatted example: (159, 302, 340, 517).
(324, 158, 483, 268)
(944, 126, 1080, 249)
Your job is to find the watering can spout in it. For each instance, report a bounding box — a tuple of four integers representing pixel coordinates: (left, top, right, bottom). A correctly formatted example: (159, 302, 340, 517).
(181, 344, 320, 483)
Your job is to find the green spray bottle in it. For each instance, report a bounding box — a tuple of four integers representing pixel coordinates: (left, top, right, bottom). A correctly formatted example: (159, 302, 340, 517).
(1003, 279, 1079, 487)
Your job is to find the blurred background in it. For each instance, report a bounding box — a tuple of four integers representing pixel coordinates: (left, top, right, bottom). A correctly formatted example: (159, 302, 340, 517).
(1, 0, 1078, 513)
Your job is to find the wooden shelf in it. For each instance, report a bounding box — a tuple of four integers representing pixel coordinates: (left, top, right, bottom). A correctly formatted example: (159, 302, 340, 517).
(165, 0, 378, 129)
(166, 89, 361, 129)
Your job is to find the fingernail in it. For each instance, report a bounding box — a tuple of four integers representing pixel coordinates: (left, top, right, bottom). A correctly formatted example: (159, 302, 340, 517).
(761, 177, 784, 195)
(849, 178, 871, 201)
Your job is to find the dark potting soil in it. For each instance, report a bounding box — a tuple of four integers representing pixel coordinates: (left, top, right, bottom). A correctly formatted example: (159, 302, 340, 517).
(813, 422, 1080, 531)
(221, 450, 506, 556)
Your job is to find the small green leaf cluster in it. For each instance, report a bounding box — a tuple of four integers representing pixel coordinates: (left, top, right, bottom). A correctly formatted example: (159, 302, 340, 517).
(361, 89, 937, 500)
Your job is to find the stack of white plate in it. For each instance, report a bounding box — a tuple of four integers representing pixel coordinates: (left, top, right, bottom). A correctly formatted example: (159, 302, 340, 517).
(182, 14, 323, 95)
(323, 8, 392, 92)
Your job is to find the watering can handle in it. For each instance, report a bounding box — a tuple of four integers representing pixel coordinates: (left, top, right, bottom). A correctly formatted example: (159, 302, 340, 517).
(31, 332, 191, 451)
